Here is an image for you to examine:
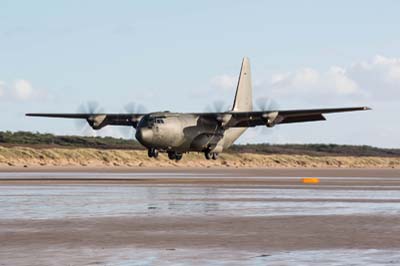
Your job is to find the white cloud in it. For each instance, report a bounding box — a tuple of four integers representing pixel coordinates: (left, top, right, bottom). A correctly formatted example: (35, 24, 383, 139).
(348, 55, 400, 101)
(257, 55, 400, 105)
(14, 79, 33, 100)
(0, 81, 5, 97)
(210, 55, 400, 107)
(0, 79, 47, 101)
(270, 66, 359, 97)
(326, 66, 358, 95)
(211, 74, 237, 90)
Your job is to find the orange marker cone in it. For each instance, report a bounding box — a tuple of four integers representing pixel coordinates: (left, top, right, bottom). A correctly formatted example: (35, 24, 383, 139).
(302, 178, 320, 184)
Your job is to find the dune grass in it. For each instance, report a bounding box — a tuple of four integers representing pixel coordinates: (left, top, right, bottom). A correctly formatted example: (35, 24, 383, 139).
(1, 146, 399, 168)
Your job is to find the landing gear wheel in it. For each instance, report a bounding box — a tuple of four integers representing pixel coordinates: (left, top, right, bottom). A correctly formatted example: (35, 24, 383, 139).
(212, 152, 219, 160)
(148, 148, 159, 158)
(175, 153, 183, 161)
(205, 151, 213, 160)
(168, 151, 176, 160)
(168, 151, 183, 161)
(153, 149, 159, 158)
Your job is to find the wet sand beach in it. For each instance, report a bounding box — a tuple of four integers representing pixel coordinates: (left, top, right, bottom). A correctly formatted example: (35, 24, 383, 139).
(1, 168, 400, 265)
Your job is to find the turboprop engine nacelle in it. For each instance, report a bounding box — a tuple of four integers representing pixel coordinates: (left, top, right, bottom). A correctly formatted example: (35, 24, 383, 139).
(87, 114, 107, 130)
(262, 112, 282, 128)
(216, 114, 232, 128)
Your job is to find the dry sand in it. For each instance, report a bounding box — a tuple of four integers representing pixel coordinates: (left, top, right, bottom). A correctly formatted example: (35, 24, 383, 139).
(1, 146, 400, 169)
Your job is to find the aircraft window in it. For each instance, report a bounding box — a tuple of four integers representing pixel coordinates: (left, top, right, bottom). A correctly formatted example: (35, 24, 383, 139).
(138, 116, 148, 127)
(140, 117, 164, 128)
(147, 118, 155, 128)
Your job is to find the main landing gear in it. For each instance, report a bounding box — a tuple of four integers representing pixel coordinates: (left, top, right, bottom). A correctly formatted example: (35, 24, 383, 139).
(168, 151, 183, 161)
(148, 148, 159, 158)
(205, 151, 218, 160)
(148, 148, 183, 161)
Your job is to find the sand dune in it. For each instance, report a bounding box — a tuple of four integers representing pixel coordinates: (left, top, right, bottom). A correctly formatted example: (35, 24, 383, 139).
(1, 146, 399, 168)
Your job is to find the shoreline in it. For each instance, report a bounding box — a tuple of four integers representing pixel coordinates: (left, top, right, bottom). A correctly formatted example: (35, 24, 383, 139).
(1, 167, 400, 179)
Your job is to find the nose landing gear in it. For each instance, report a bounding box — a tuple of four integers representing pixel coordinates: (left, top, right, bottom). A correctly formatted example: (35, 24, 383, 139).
(148, 148, 159, 158)
(205, 151, 219, 160)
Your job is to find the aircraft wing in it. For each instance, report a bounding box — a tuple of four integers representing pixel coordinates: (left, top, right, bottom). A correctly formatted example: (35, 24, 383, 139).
(26, 113, 144, 129)
(199, 106, 371, 128)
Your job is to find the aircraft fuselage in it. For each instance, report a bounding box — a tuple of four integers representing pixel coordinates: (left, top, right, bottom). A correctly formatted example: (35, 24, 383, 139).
(135, 112, 245, 153)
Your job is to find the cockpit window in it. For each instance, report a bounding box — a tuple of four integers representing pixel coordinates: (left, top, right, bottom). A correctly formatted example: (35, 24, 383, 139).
(147, 118, 155, 127)
(138, 115, 164, 128)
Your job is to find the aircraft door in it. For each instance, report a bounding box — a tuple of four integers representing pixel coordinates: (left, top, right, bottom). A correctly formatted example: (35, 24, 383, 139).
(153, 117, 164, 142)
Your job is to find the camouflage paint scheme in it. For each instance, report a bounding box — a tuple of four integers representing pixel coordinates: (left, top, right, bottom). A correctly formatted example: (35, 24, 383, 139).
(27, 58, 370, 160)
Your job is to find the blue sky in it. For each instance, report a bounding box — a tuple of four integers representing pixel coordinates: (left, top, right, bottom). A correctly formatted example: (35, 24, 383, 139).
(0, 1, 399, 147)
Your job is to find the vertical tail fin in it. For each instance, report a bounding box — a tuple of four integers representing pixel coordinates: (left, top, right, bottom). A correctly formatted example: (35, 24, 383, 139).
(232, 57, 253, 112)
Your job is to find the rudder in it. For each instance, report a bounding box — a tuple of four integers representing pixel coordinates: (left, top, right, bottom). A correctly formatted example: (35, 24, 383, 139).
(232, 57, 253, 112)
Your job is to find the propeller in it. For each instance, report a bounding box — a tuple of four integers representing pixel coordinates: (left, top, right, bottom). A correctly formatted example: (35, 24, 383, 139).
(255, 97, 280, 135)
(119, 102, 148, 139)
(75, 101, 105, 136)
(205, 100, 230, 113)
(255, 97, 279, 111)
(123, 102, 147, 114)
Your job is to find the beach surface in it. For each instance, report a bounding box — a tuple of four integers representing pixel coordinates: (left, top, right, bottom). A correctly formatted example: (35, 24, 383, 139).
(1, 168, 400, 265)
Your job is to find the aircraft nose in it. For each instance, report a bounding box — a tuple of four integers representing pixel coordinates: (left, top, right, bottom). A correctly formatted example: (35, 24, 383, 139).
(135, 127, 153, 145)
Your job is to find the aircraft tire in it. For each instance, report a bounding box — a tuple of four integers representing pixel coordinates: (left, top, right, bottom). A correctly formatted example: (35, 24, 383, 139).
(212, 152, 219, 160)
(148, 148, 159, 158)
(175, 153, 183, 161)
(153, 149, 159, 158)
(205, 151, 212, 160)
(168, 151, 176, 160)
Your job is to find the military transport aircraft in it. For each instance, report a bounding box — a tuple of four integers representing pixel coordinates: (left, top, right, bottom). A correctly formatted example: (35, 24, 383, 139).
(27, 58, 370, 161)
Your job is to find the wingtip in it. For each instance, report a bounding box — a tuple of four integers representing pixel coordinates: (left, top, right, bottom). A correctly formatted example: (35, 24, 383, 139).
(26, 113, 43, 117)
(364, 106, 372, 110)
